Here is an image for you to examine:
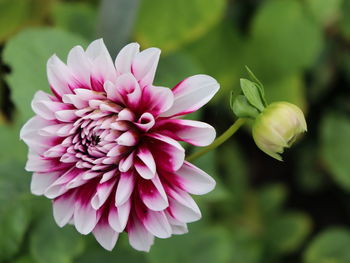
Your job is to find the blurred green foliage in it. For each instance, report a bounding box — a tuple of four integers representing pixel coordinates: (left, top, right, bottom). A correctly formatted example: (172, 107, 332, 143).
(0, 0, 350, 262)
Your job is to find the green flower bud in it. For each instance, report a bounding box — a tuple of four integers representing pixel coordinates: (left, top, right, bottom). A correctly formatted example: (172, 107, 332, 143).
(252, 102, 307, 161)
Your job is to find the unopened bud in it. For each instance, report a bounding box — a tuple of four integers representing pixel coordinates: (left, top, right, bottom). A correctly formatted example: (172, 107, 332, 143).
(252, 102, 307, 161)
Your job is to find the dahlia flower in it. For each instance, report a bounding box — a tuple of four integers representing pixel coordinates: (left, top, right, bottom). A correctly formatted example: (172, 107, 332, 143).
(20, 39, 219, 251)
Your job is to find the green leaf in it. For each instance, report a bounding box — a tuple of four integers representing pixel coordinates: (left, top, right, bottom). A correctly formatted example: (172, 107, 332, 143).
(247, 0, 323, 81)
(304, 227, 350, 263)
(0, 118, 27, 162)
(3, 28, 88, 123)
(97, 0, 139, 56)
(148, 225, 231, 263)
(0, 160, 31, 261)
(52, 1, 97, 40)
(320, 112, 350, 191)
(240, 79, 265, 112)
(30, 216, 85, 263)
(265, 212, 312, 254)
(306, 0, 343, 26)
(231, 94, 260, 119)
(134, 0, 226, 53)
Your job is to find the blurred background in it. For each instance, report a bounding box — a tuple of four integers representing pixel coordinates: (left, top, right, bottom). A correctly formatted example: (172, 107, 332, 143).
(0, 0, 350, 262)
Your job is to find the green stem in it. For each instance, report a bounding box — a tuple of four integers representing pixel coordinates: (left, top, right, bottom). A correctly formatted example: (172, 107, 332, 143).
(186, 118, 246, 162)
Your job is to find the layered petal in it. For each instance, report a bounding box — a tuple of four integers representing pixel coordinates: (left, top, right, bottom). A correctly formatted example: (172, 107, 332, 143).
(161, 75, 219, 117)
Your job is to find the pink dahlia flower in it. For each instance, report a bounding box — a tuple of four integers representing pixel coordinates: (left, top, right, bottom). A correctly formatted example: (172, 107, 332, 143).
(20, 39, 219, 251)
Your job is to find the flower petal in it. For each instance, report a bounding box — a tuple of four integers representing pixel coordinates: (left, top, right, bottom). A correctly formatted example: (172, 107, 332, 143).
(176, 161, 216, 195)
(74, 202, 97, 235)
(93, 220, 119, 251)
(86, 39, 117, 89)
(31, 171, 61, 196)
(53, 191, 76, 227)
(91, 178, 117, 210)
(115, 42, 140, 75)
(161, 74, 219, 117)
(47, 55, 75, 98)
(115, 171, 135, 206)
(67, 45, 92, 88)
(134, 146, 156, 180)
(147, 133, 185, 171)
(156, 119, 216, 146)
(139, 174, 168, 211)
(127, 215, 154, 252)
(140, 85, 174, 116)
(108, 199, 131, 232)
(132, 47, 160, 87)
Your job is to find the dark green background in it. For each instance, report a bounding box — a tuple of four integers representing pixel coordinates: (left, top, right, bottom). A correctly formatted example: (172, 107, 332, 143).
(0, 0, 350, 262)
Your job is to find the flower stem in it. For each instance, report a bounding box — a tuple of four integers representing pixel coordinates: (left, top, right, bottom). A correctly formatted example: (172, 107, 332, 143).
(186, 118, 246, 162)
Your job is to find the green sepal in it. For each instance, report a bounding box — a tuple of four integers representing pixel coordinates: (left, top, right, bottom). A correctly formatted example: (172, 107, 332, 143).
(231, 94, 260, 119)
(245, 66, 267, 106)
(240, 78, 266, 112)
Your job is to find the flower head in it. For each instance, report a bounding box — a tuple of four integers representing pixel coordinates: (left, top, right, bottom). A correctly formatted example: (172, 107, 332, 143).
(20, 39, 219, 251)
(252, 101, 307, 161)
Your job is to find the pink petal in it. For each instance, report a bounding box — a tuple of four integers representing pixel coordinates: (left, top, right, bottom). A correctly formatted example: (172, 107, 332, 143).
(116, 131, 138, 146)
(74, 202, 97, 234)
(44, 167, 82, 198)
(108, 199, 131, 232)
(115, 42, 140, 75)
(115, 73, 142, 109)
(139, 175, 168, 211)
(104, 81, 123, 103)
(127, 215, 154, 252)
(140, 85, 174, 116)
(25, 153, 71, 173)
(134, 112, 155, 132)
(67, 45, 92, 88)
(62, 94, 89, 109)
(115, 171, 135, 206)
(176, 161, 216, 195)
(31, 91, 68, 120)
(93, 220, 119, 251)
(31, 171, 61, 196)
(53, 191, 76, 227)
(85, 39, 117, 87)
(132, 47, 160, 87)
(118, 151, 135, 172)
(47, 55, 75, 98)
(91, 178, 117, 210)
(161, 74, 219, 117)
(134, 146, 156, 179)
(137, 208, 171, 238)
(156, 119, 216, 146)
(55, 109, 78, 122)
(166, 213, 188, 235)
(20, 116, 57, 154)
(167, 187, 201, 223)
(147, 133, 185, 171)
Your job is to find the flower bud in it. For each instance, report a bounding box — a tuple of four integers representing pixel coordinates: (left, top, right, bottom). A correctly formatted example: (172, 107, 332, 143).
(252, 102, 307, 161)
